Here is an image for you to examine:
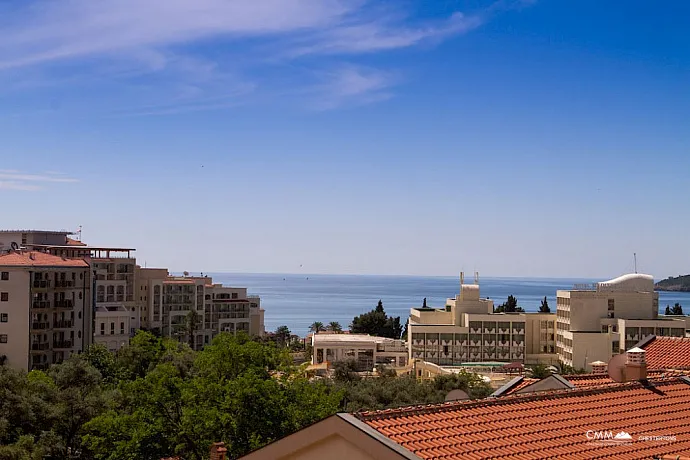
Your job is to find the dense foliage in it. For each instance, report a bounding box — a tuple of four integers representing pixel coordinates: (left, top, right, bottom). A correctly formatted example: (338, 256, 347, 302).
(350, 300, 403, 339)
(0, 331, 493, 460)
(665, 303, 684, 315)
(494, 295, 525, 313)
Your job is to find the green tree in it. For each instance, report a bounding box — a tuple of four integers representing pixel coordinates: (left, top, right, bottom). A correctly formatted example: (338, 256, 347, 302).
(274, 325, 292, 348)
(186, 310, 200, 350)
(539, 296, 550, 313)
(494, 295, 524, 313)
(327, 322, 343, 333)
(333, 359, 361, 383)
(309, 322, 325, 334)
(528, 364, 552, 379)
(83, 343, 125, 385)
(672, 303, 684, 315)
(401, 318, 409, 341)
(422, 297, 427, 308)
(350, 301, 403, 339)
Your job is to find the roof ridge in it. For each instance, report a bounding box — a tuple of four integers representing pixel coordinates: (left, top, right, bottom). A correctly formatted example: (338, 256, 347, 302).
(354, 377, 685, 421)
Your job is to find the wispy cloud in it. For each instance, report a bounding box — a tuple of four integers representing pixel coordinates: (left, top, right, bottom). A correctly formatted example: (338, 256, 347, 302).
(0, 0, 525, 113)
(309, 65, 396, 110)
(0, 170, 78, 191)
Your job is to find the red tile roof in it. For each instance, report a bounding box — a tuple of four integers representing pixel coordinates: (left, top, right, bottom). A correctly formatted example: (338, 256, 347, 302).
(65, 237, 87, 246)
(0, 251, 89, 268)
(642, 336, 690, 370)
(356, 377, 690, 459)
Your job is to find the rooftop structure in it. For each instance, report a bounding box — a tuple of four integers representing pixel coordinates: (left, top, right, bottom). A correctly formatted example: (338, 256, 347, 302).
(311, 333, 408, 370)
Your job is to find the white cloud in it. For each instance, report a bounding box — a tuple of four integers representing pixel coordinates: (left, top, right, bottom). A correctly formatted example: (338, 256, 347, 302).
(0, 171, 78, 191)
(310, 66, 395, 110)
(0, 0, 512, 112)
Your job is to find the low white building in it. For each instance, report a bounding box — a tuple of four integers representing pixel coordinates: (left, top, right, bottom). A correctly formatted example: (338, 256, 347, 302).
(311, 333, 408, 371)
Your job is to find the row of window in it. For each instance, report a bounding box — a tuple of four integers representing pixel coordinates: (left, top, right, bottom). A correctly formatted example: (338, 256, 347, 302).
(99, 322, 126, 335)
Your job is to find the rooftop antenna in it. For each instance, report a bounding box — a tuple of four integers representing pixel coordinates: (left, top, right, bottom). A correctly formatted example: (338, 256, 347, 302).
(634, 253, 637, 274)
(77, 225, 82, 241)
(460, 272, 464, 285)
(474, 271, 479, 284)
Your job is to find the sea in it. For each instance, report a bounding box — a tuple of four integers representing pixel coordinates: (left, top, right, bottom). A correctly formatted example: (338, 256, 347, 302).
(203, 273, 690, 337)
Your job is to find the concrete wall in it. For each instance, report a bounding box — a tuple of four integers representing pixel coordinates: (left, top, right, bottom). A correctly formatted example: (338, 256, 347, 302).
(0, 270, 30, 370)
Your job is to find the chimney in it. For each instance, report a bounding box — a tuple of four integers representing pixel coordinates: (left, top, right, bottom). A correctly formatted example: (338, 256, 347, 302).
(590, 361, 607, 374)
(624, 347, 647, 381)
(210, 442, 227, 460)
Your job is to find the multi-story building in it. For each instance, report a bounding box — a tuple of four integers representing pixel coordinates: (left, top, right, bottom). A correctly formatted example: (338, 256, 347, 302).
(556, 273, 687, 371)
(137, 268, 264, 350)
(408, 273, 558, 366)
(0, 250, 93, 371)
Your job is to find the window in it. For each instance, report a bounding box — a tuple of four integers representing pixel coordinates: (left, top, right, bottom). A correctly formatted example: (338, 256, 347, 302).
(100, 323, 105, 335)
(120, 322, 125, 334)
(608, 299, 615, 311)
(0, 293, 7, 302)
(110, 323, 115, 334)
(0, 272, 8, 280)
(231, 292, 238, 299)
(78, 331, 81, 339)
(0, 313, 7, 322)
(0, 334, 6, 343)
(79, 292, 82, 300)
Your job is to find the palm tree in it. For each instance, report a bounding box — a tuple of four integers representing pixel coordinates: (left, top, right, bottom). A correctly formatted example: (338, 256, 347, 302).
(309, 321, 325, 334)
(327, 321, 342, 333)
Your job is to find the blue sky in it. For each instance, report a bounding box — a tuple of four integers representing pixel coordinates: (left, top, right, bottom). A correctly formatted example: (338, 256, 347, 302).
(1, 0, 689, 279)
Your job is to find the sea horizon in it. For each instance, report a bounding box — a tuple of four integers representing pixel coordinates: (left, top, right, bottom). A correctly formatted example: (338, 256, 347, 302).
(181, 272, 690, 336)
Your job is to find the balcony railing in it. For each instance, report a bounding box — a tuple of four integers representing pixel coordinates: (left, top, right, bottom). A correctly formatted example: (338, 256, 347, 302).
(54, 300, 74, 309)
(54, 281, 74, 288)
(31, 322, 49, 330)
(31, 342, 50, 351)
(33, 301, 51, 309)
(33, 280, 50, 288)
(54, 320, 73, 328)
(53, 340, 73, 348)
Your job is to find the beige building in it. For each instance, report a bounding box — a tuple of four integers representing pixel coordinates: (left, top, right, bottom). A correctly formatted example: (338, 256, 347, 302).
(0, 250, 93, 371)
(556, 273, 687, 371)
(311, 333, 408, 371)
(408, 273, 558, 366)
(137, 268, 264, 349)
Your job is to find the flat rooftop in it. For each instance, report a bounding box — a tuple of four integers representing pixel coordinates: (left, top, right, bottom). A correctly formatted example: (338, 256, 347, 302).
(0, 229, 73, 234)
(312, 334, 403, 345)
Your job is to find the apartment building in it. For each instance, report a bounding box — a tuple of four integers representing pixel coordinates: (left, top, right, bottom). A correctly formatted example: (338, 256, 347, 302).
(408, 273, 558, 366)
(0, 250, 93, 371)
(556, 273, 687, 371)
(137, 268, 264, 350)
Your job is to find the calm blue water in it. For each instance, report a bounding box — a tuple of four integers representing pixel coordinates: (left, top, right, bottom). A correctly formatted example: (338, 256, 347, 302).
(201, 273, 690, 336)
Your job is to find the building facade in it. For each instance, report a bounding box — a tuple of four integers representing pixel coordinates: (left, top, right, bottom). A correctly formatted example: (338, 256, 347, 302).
(556, 273, 687, 371)
(137, 268, 264, 350)
(311, 333, 408, 371)
(408, 273, 558, 366)
(0, 251, 93, 371)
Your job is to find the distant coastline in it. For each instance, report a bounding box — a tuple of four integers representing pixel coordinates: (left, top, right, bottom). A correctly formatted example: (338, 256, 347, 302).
(655, 275, 690, 292)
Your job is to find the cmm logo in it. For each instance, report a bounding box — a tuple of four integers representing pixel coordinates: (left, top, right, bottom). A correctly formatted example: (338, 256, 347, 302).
(586, 431, 633, 445)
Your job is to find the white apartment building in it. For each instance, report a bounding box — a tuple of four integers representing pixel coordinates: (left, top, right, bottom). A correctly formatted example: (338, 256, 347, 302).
(0, 250, 93, 371)
(137, 268, 264, 350)
(556, 273, 687, 371)
(408, 273, 558, 366)
(311, 333, 408, 371)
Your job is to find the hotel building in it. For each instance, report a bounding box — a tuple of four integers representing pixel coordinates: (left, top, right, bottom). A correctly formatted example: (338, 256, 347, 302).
(408, 273, 558, 366)
(556, 273, 687, 371)
(0, 250, 93, 371)
(311, 333, 408, 371)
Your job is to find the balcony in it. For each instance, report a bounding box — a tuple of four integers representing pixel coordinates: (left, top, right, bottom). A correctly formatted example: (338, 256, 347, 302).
(484, 328, 496, 334)
(31, 342, 50, 351)
(31, 363, 50, 371)
(470, 328, 481, 334)
(32, 301, 51, 309)
(54, 320, 73, 329)
(455, 340, 467, 346)
(54, 300, 74, 309)
(484, 340, 495, 346)
(31, 322, 49, 330)
(53, 340, 73, 349)
(33, 280, 50, 288)
(54, 281, 75, 288)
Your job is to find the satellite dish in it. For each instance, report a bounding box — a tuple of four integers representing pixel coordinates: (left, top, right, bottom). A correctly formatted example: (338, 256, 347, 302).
(10, 242, 19, 250)
(445, 389, 470, 402)
(607, 353, 627, 383)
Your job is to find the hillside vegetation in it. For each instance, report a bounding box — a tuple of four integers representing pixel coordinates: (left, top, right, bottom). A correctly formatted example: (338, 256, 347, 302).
(655, 275, 690, 292)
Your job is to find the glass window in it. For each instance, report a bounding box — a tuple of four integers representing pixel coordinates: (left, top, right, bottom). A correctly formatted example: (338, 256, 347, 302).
(0, 334, 6, 343)
(0, 272, 8, 281)
(0, 313, 6, 322)
(0, 293, 7, 302)
(110, 323, 115, 334)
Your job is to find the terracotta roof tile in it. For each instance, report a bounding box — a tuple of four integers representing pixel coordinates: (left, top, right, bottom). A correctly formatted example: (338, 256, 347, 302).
(0, 251, 89, 268)
(65, 237, 87, 246)
(642, 337, 690, 370)
(355, 377, 690, 459)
